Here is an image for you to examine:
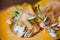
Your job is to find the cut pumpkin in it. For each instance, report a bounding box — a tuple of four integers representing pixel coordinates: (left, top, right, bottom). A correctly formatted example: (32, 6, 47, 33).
(0, 0, 60, 40)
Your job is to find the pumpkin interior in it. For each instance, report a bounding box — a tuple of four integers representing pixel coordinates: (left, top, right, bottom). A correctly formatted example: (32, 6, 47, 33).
(0, 0, 60, 40)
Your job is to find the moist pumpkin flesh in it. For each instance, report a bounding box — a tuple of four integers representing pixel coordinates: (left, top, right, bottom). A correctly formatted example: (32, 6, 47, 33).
(7, 1, 60, 38)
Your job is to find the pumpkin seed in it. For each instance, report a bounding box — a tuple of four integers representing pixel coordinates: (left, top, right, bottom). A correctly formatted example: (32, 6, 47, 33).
(14, 25, 20, 33)
(54, 27, 59, 30)
(24, 31, 32, 38)
(7, 19, 12, 24)
(49, 32, 57, 37)
(44, 20, 50, 25)
(40, 22, 45, 28)
(50, 23, 58, 27)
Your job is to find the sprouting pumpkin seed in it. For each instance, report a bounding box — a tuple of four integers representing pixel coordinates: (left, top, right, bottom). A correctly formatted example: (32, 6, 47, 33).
(13, 8, 20, 17)
(27, 15, 36, 20)
(35, 5, 42, 14)
(35, 5, 46, 19)
(27, 19, 34, 25)
(27, 15, 38, 25)
(35, 5, 43, 19)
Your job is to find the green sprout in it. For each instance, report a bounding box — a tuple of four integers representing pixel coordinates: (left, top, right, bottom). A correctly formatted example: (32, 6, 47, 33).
(13, 8, 20, 17)
(35, 5, 44, 19)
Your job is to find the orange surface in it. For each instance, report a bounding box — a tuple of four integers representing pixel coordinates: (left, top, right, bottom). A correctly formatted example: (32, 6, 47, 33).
(0, 0, 60, 40)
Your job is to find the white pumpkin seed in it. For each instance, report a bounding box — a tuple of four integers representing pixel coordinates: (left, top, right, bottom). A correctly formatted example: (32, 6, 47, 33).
(40, 22, 45, 28)
(18, 26, 25, 33)
(24, 31, 32, 38)
(43, 17, 47, 22)
(50, 29, 55, 33)
(28, 32, 32, 38)
(49, 32, 57, 37)
(14, 16, 19, 21)
(13, 25, 20, 33)
(44, 20, 50, 25)
(7, 19, 12, 24)
(49, 29, 57, 37)
(40, 17, 50, 28)
(50, 23, 58, 27)
(16, 26, 25, 37)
